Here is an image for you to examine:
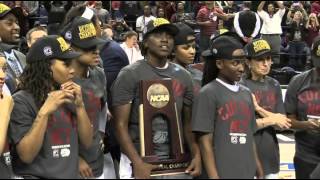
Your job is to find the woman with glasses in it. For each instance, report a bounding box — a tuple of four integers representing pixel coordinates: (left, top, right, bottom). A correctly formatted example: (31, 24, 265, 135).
(240, 39, 291, 179)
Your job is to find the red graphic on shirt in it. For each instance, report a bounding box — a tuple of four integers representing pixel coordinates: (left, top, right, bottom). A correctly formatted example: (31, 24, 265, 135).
(85, 90, 101, 128)
(298, 90, 320, 115)
(253, 90, 277, 112)
(47, 110, 75, 145)
(172, 79, 186, 98)
(193, 84, 201, 96)
(218, 100, 253, 133)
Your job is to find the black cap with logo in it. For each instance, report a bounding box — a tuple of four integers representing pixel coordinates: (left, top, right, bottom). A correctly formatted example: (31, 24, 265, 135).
(173, 23, 195, 45)
(244, 39, 272, 59)
(61, 16, 105, 50)
(144, 18, 179, 39)
(27, 35, 81, 63)
(0, 3, 23, 20)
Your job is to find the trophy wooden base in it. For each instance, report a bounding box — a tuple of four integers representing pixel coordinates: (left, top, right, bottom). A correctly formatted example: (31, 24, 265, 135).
(143, 154, 191, 176)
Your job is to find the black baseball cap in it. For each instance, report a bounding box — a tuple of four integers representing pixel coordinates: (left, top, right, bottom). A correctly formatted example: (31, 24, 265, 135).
(311, 36, 320, 67)
(144, 18, 179, 39)
(173, 23, 195, 45)
(0, 3, 23, 21)
(27, 35, 81, 63)
(244, 39, 272, 59)
(61, 17, 105, 50)
(202, 32, 245, 60)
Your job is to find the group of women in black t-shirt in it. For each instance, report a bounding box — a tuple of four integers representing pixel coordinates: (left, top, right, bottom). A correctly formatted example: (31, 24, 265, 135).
(2, 10, 320, 179)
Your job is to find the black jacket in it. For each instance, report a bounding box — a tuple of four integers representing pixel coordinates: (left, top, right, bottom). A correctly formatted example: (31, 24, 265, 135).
(287, 21, 307, 42)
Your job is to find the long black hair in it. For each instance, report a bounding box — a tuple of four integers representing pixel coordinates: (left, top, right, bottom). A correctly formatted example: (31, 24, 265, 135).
(243, 57, 253, 80)
(18, 60, 57, 108)
(202, 56, 220, 86)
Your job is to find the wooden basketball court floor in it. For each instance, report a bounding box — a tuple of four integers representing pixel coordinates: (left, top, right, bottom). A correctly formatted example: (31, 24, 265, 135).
(278, 133, 295, 179)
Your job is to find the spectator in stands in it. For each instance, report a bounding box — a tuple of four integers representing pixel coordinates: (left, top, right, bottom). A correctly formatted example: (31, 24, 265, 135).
(102, 24, 114, 40)
(287, 2, 308, 24)
(120, 31, 144, 65)
(257, 1, 286, 65)
(26, 26, 48, 48)
(234, 1, 261, 43)
(170, 2, 197, 28)
(222, 1, 239, 32)
(165, 1, 177, 21)
(23, 1, 40, 29)
(311, 1, 320, 19)
(6, 1, 29, 37)
(111, 1, 123, 20)
(153, 1, 167, 17)
(0, 3, 26, 92)
(121, 1, 141, 31)
(100, 32, 129, 105)
(95, 1, 111, 26)
(112, 18, 131, 42)
(287, 10, 307, 71)
(305, 13, 320, 47)
(136, 5, 156, 42)
(38, 2, 48, 26)
(157, 7, 166, 19)
(196, 1, 228, 53)
(170, 2, 185, 23)
(44, 1, 73, 35)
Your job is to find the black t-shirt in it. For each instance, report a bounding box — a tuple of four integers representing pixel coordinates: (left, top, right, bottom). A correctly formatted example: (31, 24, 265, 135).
(186, 64, 203, 97)
(192, 80, 257, 179)
(285, 69, 320, 164)
(241, 76, 285, 174)
(75, 67, 107, 177)
(9, 90, 79, 179)
(111, 60, 193, 157)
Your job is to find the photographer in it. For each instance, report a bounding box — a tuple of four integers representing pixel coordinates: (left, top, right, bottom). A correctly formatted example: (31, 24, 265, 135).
(112, 18, 132, 42)
(286, 5, 308, 71)
(287, 2, 308, 24)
